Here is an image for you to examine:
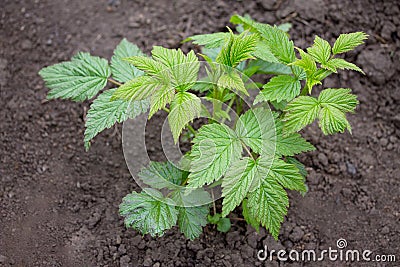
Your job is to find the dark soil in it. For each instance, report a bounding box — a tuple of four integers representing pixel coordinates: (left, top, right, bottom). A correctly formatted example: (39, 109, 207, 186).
(1, 0, 399, 266)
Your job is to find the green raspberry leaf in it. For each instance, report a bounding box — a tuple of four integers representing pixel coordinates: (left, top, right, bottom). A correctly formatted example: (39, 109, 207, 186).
(318, 88, 358, 113)
(217, 71, 248, 96)
(221, 156, 272, 216)
(84, 89, 149, 150)
(247, 177, 288, 240)
(124, 56, 165, 76)
(317, 88, 358, 135)
(268, 158, 307, 192)
(171, 188, 211, 240)
(183, 32, 230, 48)
(285, 157, 307, 178)
(168, 92, 201, 143)
(176, 205, 209, 240)
(292, 48, 317, 74)
(276, 132, 315, 156)
(319, 105, 351, 135)
(235, 107, 277, 155)
(207, 213, 221, 224)
(138, 161, 188, 190)
(119, 188, 178, 237)
(216, 31, 257, 68)
(39, 52, 110, 102)
(257, 25, 296, 64)
(332, 32, 368, 54)
(307, 36, 331, 65)
(253, 41, 280, 63)
(111, 76, 163, 102)
(242, 199, 260, 232)
(149, 84, 175, 118)
(188, 124, 242, 188)
(246, 59, 292, 76)
(322, 58, 364, 74)
(111, 38, 144, 83)
(283, 96, 321, 133)
(256, 75, 301, 103)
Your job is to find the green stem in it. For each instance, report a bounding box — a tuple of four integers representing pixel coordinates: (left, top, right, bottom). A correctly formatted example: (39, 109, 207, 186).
(241, 141, 254, 160)
(187, 124, 196, 136)
(300, 83, 309, 96)
(211, 189, 217, 215)
(220, 95, 236, 124)
(108, 78, 123, 87)
(162, 107, 170, 113)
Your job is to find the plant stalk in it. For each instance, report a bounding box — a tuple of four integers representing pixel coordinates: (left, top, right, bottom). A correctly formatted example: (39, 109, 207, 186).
(108, 78, 123, 87)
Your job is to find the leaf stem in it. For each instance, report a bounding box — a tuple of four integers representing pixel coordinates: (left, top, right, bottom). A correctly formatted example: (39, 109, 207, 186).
(300, 83, 309, 96)
(108, 78, 123, 87)
(230, 217, 245, 221)
(241, 141, 255, 160)
(211, 189, 217, 215)
(162, 107, 170, 113)
(221, 95, 236, 124)
(187, 124, 197, 136)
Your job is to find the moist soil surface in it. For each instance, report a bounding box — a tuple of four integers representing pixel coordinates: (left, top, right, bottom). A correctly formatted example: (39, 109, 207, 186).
(1, 0, 400, 266)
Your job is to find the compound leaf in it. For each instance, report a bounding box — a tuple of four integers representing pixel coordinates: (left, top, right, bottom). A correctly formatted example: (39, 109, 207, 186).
(257, 75, 301, 103)
(39, 52, 110, 101)
(318, 88, 358, 113)
(322, 58, 364, 74)
(168, 92, 201, 143)
(319, 105, 351, 135)
(138, 161, 188, 189)
(332, 32, 368, 54)
(242, 198, 260, 232)
(217, 71, 248, 96)
(216, 31, 257, 68)
(176, 206, 209, 240)
(111, 38, 144, 82)
(276, 132, 315, 156)
(292, 48, 317, 74)
(317, 88, 358, 135)
(307, 36, 331, 65)
(188, 124, 242, 188)
(124, 56, 165, 76)
(221, 156, 271, 216)
(111, 75, 162, 101)
(268, 158, 307, 192)
(119, 189, 178, 237)
(257, 25, 295, 64)
(84, 89, 149, 150)
(183, 32, 230, 48)
(283, 96, 320, 133)
(247, 177, 288, 240)
(149, 84, 175, 118)
(235, 107, 276, 155)
(253, 41, 280, 63)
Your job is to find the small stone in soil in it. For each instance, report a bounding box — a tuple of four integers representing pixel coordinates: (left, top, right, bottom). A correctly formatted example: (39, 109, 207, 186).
(289, 226, 304, 242)
(119, 255, 131, 267)
(0, 255, 7, 264)
(143, 256, 153, 266)
(346, 162, 357, 175)
(381, 226, 390, 234)
(21, 39, 33, 50)
(318, 153, 329, 166)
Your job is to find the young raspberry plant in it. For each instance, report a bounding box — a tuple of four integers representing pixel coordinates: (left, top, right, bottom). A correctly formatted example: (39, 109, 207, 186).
(39, 14, 367, 240)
